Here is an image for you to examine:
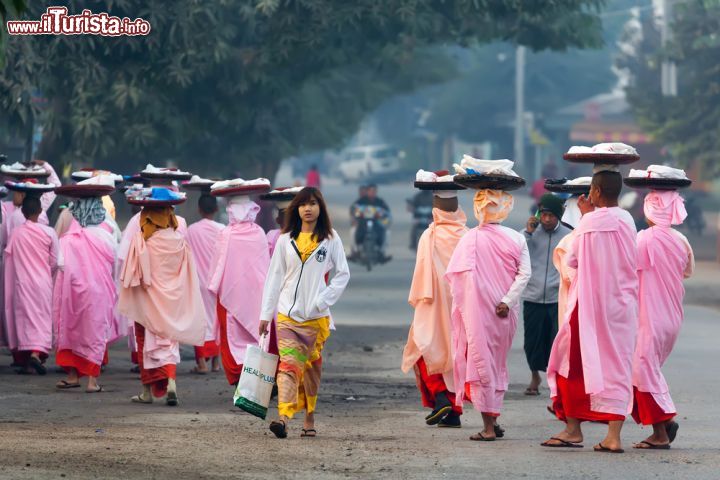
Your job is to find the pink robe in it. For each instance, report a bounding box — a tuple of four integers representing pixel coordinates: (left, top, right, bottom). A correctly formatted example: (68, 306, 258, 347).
(402, 208, 468, 390)
(186, 218, 224, 344)
(547, 207, 638, 415)
(632, 227, 694, 413)
(445, 224, 526, 414)
(53, 219, 117, 366)
(118, 228, 205, 368)
(267, 228, 281, 257)
(3, 221, 58, 354)
(207, 201, 270, 364)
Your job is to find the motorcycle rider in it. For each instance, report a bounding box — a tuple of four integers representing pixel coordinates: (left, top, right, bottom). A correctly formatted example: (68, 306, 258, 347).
(407, 189, 433, 249)
(351, 183, 391, 263)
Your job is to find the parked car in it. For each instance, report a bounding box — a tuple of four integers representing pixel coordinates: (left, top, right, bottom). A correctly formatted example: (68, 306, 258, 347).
(338, 145, 404, 183)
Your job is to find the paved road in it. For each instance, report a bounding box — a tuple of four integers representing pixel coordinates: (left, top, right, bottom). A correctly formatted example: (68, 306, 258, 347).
(0, 181, 718, 479)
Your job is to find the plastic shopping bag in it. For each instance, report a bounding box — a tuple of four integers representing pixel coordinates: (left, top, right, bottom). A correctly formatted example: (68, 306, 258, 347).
(233, 334, 279, 419)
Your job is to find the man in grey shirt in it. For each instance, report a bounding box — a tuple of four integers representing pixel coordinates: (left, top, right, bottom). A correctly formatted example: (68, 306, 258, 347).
(521, 194, 572, 395)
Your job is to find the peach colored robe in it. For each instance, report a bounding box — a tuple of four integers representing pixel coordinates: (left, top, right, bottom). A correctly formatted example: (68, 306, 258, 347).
(553, 230, 578, 327)
(118, 228, 205, 368)
(402, 208, 468, 391)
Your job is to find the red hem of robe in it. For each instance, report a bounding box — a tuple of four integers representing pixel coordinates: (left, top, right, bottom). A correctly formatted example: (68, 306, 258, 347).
(56, 349, 101, 377)
(414, 357, 462, 415)
(631, 387, 676, 425)
(194, 341, 220, 361)
(134, 323, 177, 397)
(217, 302, 242, 385)
(552, 308, 625, 424)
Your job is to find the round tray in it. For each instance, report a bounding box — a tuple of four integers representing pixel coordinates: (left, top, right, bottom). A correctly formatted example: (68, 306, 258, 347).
(126, 197, 186, 207)
(4, 182, 56, 194)
(211, 184, 272, 197)
(1, 169, 51, 179)
(453, 173, 526, 191)
(544, 179, 591, 194)
(563, 153, 640, 164)
(55, 184, 115, 198)
(413, 181, 466, 191)
(140, 171, 193, 181)
(623, 177, 691, 191)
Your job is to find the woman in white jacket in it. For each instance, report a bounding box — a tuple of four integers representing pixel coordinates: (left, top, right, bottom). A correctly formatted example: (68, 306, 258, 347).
(259, 187, 350, 438)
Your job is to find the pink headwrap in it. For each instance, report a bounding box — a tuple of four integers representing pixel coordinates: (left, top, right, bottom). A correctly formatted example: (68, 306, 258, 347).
(643, 191, 687, 228)
(473, 189, 514, 225)
(227, 196, 260, 224)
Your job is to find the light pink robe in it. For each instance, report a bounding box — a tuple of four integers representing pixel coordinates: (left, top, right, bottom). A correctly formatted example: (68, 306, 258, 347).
(402, 208, 468, 390)
(553, 230, 578, 327)
(186, 218, 224, 344)
(547, 207, 638, 415)
(207, 201, 270, 364)
(3, 221, 58, 353)
(53, 219, 117, 366)
(445, 224, 526, 414)
(632, 226, 693, 413)
(118, 228, 205, 368)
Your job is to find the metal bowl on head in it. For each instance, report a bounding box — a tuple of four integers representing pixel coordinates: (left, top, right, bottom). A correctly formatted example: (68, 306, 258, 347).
(563, 153, 640, 165)
(211, 184, 272, 197)
(623, 177, 692, 191)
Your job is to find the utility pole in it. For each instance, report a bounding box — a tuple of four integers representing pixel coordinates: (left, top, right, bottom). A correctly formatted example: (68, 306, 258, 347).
(514, 46, 526, 170)
(658, 0, 677, 96)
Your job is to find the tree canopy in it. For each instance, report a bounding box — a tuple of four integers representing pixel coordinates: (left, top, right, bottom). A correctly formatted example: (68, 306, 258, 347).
(619, 0, 720, 175)
(1, 0, 606, 177)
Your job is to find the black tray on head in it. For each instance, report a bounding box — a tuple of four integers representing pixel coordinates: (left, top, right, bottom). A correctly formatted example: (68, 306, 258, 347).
(623, 177, 691, 191)
(563, 153, 640, 165)
(544, 178, 591, 195)
(413, 181, 466, 191)
(453, 173, 526, 191)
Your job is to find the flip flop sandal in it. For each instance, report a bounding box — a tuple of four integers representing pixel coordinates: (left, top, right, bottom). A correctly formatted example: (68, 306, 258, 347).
(190, 367, 208, 375)
(86, 386, 104, 393)
(494, 424, 505, 438)
(594, 443, 624, 454)
(130, 394, 153, 404)
(524, 388, 540, 396)
(469, 432, 496, 442)
(666, 421, 679, 444)
(29, 356, 47, 376)
(56, 380, 81, 389)
(425, 405, 452, 425)
(633, 441, 670, 450)
(300, 429, 317, 438)
(269, 420, 288, 439)
(546, 405, 556, 416)
(541, 437, 584, 448)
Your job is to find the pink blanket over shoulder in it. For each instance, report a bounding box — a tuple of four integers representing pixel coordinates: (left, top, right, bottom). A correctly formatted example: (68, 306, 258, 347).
(3, 221, 58, 353)
(54, 219, 117, 366)
(207, 201, 269, 363)
(547, 207, 638, 415)
(445, 224, 522, 413)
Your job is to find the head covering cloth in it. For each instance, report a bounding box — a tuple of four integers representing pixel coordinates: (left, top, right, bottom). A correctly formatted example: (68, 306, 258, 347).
(643, 191, 687, 228)
(69, 197, 106, 227)
(140, 206, 178, 240)
(473, 189, 514, 225)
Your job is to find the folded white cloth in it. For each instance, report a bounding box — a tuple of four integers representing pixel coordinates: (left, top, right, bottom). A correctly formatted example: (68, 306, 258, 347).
(141, 163, 191, 176)
(268, 186, 305, 195)
(186, 175, 215, 184)
(72, 170, 123, 182)
(415, 169, 456, 183)
(453, 155, 519, 177)
(567, 142, 638, 156)
(210, 177, 271, 191)
(628, 164, 688, 180)
(1, 162, 45, 173)
(566, 176, 592, 185)
(78, 175, 116, 187)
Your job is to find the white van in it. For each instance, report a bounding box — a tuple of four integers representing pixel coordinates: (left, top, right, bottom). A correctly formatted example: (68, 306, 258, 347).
(338, 145, 403, 183)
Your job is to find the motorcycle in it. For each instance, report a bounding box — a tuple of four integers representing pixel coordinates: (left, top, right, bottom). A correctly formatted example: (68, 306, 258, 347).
(350, 205, 386, 271)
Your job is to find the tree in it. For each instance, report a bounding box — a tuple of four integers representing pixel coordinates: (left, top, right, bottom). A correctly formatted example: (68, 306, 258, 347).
(619, 0, 720, 175)
(0, 0, 26, 65)
(1, 0, 606, 177)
